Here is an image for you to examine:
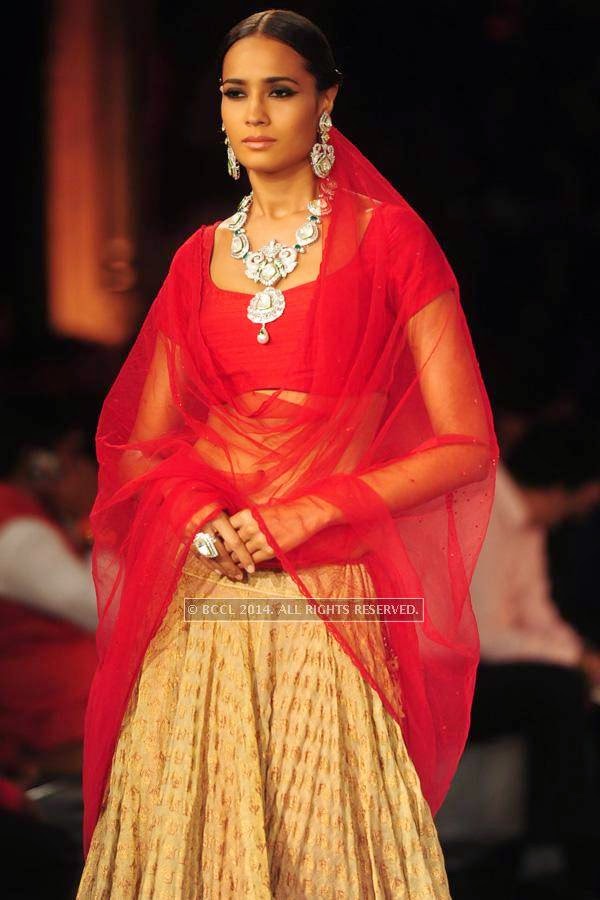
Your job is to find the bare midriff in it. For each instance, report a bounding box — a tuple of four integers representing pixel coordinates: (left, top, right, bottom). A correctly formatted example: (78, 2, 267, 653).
(194, 388, 388, 503)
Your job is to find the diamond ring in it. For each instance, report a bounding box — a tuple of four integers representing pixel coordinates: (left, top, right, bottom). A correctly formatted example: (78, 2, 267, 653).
(192, 530, 219, 559)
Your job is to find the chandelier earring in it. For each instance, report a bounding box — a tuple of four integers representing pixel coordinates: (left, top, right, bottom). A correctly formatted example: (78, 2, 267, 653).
(310, 110, 335, 178)
(221, 123, 240, 180)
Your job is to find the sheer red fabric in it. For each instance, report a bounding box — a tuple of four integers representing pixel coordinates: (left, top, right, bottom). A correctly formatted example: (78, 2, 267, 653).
(82, 124, 499, 856)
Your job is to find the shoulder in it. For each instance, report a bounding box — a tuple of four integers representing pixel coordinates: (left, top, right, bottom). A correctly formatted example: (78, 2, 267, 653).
(376, 200, 436, 250)
(378, 202, 454, 277)
(337, 190, 417, 246)
(377, 202, 458, 318)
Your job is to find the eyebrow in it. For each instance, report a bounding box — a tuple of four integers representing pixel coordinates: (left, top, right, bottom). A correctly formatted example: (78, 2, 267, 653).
(221, 76, 300, 86)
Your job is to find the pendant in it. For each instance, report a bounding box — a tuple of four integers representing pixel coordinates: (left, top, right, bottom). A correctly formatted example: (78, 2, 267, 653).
(295, 220, 320, 246)
(244, 240, 299, 287)
(227, 177, 337, 344)
(246, 286, 286, 344)
(231, 231, 250, 258)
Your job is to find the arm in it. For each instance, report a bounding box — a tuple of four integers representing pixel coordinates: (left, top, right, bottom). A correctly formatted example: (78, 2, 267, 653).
(512, 530, 586, 660)
(300, 291, 494, 531)
(479, 622, 584, 668)
(113, 328, 226, 531)
(469, 501, 585, 668)
(476, 579, 585, 668)
(117, 330, 184, 486)
(472, 541, 584, 667)
(0, 517, 98, 631)
(520, 480, 600, 528)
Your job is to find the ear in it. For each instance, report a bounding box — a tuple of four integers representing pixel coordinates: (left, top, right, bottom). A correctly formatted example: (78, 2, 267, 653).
(319, 84, 339, 118)
(324, 83, 339, 111)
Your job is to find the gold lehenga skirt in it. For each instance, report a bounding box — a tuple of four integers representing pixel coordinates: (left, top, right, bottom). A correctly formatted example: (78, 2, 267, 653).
(76, 548, 451, 899)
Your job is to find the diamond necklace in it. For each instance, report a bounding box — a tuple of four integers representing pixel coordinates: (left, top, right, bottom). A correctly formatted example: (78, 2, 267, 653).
(224, 177, 336, 344)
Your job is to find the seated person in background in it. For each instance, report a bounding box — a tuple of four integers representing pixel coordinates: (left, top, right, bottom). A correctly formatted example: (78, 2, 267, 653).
(467, 457, 600, 897)
(0, 397, 99, 788)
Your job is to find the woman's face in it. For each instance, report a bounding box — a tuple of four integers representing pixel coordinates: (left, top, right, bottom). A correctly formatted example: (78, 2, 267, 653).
(220, 34, 337, 178)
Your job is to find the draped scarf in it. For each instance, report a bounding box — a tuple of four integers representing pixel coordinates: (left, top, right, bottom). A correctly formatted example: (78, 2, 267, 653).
(82, 124, 499, 856)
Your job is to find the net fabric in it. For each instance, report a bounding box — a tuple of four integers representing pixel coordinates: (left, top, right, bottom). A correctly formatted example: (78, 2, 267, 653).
(82, 124, 499, 856)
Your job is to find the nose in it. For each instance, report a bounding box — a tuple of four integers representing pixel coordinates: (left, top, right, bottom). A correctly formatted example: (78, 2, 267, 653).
(246, 114, 268, 127)
(245, 94, 269, 126)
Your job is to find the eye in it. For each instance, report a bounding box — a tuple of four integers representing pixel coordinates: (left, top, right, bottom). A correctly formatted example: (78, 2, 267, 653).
(222, 87, 297, 99)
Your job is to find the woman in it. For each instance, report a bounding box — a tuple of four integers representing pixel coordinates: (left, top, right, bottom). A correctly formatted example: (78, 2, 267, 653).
(77, 9, 498, 898)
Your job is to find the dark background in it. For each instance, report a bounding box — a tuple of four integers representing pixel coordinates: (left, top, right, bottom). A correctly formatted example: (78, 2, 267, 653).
(4, 0, 599, 419)
(2, 4, 599, 897)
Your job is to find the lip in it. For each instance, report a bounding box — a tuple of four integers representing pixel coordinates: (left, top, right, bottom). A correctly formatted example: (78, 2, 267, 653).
(242, 137, 276, 145)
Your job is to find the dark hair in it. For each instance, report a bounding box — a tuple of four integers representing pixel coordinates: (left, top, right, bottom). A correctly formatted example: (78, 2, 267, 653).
(217, 9, 344, 93)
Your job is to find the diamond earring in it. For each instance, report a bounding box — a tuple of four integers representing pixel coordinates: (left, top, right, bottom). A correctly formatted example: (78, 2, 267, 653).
(310, 111, 335, 178)
(221, 123, 240, 180)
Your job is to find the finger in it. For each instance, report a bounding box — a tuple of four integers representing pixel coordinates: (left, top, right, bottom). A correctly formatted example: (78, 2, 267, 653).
(230, 519, 259, 544)
(231, 542, 275, 565)
(215, 519, 257, 573)
(244, 534, 274, 555)
(210, 534, 246, 581)
(194, 524, 243, 581)
(204, 560, 227, 578)
(231, 548, 273, 564)
(249, 548, 275, 564)
(228, 508, 254, 531)
(184, 504, 223, 542)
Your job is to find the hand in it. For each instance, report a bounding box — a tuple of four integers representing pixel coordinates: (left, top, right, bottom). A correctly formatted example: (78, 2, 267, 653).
(578, 647, 600, 688)
(522, 485, 571, 527)
(567, 480, 600, 520)
(524, 479, 600, 528)
(227, 496, 330, 566)
(184, 506, 255, 582)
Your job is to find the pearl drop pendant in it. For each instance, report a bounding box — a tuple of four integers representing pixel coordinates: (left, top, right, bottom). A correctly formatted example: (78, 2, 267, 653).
(225, 178, 337, 344)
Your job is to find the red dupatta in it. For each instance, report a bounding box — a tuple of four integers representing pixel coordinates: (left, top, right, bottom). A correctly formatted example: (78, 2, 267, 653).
(82, 124, 499, 856)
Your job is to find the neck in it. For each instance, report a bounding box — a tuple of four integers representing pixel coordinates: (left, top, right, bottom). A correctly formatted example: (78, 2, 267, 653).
(246, 161, 319, 222)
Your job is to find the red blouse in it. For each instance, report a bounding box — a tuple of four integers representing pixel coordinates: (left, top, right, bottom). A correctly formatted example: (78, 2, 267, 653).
(198, 217, 378, 397)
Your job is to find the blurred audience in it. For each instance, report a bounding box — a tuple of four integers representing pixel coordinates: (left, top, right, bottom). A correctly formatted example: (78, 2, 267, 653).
(467, 405, 600, 897)
(0, 396, 98, 801)
(471, 461, 599, 668)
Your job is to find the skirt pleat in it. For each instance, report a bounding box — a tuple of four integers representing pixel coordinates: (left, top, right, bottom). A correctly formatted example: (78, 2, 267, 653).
(76, 550, 451, 899)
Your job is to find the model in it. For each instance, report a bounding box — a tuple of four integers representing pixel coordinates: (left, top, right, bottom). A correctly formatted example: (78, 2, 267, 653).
(76, 8, 498, 898)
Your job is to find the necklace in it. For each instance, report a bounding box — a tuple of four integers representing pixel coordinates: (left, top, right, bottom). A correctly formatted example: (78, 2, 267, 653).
(223, 177, 336, 344)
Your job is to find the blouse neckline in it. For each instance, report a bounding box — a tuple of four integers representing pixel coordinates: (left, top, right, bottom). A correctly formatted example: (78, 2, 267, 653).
(203, 202, 383, 298)
(204, 221, 317, 297)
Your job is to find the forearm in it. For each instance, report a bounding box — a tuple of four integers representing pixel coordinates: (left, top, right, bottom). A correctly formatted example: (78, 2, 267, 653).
(117, 449, 222, 510)
(480, 626, 585, 668)
(118, 447, 166, 487)
(300, 442, 492, 532)
(0, 518, 98, 631)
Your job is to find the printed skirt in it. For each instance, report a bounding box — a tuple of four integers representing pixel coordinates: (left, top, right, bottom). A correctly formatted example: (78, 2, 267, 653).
(76, 547, 451, 899)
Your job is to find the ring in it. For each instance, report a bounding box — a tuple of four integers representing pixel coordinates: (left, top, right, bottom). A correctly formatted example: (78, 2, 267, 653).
(192, 530, 220, 559)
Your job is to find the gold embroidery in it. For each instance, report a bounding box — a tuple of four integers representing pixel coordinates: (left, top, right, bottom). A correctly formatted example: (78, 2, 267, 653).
(76, 550, 450, 899)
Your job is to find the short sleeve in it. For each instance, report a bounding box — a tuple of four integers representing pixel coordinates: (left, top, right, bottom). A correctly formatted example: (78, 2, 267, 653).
(384, 205, 459, 327)
(149, 225, 205, 343)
